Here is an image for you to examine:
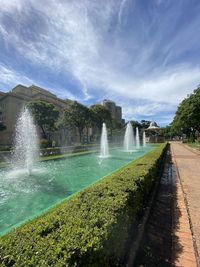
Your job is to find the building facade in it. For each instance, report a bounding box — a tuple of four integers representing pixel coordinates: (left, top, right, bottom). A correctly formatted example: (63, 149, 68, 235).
(0, 84, 73, 146)
(102, 99, 122, 123)
(0, 85, 124, 146)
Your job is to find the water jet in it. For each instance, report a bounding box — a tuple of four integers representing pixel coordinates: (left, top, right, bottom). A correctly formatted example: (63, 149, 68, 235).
(143, 131, 146, 147)
(136, 127, 140, 149)
(11, 107, 38, 175)
(100, 123, 109, 158)
(124, 122, 135, 152)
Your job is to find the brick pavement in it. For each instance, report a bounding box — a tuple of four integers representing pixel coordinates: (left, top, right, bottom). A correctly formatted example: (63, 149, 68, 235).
(171, 142, 200, 267)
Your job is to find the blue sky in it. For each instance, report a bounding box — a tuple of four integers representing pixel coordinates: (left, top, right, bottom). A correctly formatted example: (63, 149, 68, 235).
(0, 0, 200, 126)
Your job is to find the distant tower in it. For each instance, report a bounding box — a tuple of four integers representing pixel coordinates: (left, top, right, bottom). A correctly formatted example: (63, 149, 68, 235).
(102, 99, 122, 123)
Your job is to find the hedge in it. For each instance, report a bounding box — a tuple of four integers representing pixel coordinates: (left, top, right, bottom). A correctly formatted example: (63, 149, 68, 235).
(0, 143, 167, 267)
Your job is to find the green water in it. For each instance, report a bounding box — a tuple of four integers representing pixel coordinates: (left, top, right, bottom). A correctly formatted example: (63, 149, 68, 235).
(0, 146, 154, 235)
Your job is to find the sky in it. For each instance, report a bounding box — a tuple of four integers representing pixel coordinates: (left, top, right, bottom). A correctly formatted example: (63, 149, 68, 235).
(0, 0, 200, 126)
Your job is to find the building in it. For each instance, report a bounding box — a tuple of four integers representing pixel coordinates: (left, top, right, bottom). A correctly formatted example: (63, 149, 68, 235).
(0, 84, 73, 146)
(102, 99, 122, 123)
(145, 121, 164, 143)
(0, 85, 124, 146)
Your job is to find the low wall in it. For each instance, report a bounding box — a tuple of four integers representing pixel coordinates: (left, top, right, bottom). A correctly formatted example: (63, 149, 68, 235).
(0, 145, 99, 162)
(0, 143, 167, 267)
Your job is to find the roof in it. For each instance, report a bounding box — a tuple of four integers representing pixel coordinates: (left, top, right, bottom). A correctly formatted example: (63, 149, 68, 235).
(146, 121, 160, 130)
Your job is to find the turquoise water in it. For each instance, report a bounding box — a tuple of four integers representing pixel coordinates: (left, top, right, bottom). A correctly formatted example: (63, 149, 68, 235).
(0, 146, 154, 235)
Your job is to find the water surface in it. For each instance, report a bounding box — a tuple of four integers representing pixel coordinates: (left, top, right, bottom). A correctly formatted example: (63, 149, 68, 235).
(0, 146, 154, 235)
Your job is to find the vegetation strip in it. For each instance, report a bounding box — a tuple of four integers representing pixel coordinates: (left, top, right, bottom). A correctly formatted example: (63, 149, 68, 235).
(0, 143, 167, 267)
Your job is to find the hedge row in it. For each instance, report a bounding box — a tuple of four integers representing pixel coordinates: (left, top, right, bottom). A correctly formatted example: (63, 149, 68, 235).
(0, 143, 167, 267)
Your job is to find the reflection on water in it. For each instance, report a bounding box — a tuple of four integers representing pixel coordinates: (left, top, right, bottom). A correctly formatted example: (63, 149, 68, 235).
(0, 146, 154, 235)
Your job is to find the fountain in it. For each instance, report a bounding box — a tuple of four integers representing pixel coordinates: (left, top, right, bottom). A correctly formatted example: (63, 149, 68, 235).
(100, 123, 109, 158)
(124, 122, 135, 152)
(143, 131, 146, 147)
(12, 107, 38, 175)
(0, 115, 154, 235)
(136, 127, 140, 149)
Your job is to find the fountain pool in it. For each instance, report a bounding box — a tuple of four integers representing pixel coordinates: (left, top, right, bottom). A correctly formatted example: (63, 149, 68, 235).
(0, 146, 154, 235)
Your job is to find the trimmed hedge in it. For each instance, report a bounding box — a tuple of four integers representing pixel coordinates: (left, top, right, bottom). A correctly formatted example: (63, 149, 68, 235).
(0, 143, 167, 267)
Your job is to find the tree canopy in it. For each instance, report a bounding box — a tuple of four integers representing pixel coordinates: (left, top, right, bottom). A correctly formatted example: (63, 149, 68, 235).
(140, 120, 151, 129)
(171, 86, 200, 138)
(27, 101, 59, 139)
(90, 104, 112, 130)
(63, 101, 90, 142)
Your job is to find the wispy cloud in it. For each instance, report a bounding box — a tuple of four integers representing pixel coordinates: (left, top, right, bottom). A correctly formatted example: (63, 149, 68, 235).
(0, 64, 33, 89)
(118, 0, 129, 25)
(0, 0, 200, 125)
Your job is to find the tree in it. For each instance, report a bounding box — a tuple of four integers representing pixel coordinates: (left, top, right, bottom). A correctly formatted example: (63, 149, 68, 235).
(171, 87, 200, 140)
(27, 101, 59, 139)
(0, 110, 6, 131)
(63, 101, 90, 143)
(130, 120, 142, 130)
(90, 104, 112, 130)
(140, 120, 151, 129)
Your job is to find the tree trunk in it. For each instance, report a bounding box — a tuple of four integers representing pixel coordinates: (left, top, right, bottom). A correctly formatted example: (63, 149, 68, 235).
(41, 126, 47, 139)
(78, 128, 82, 143)
(86, 127, 89, 143)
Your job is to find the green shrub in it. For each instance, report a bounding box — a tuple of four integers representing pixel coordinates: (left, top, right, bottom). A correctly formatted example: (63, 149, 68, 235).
(0, 143, 167, 267)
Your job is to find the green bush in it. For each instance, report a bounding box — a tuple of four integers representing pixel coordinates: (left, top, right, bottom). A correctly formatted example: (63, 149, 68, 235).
(0, 144, 167, 267)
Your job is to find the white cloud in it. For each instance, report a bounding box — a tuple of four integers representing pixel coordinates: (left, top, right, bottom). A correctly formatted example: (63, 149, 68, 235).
(0, 64, 34, 89)
(0, 0, 24, 12)
(111, 65, 200, 105)
(0, 0, 200, 125)
(123, 102, 173, 117)
(118, 0, 129, 25)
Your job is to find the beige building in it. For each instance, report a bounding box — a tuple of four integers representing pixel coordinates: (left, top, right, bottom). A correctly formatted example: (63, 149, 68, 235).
(0, 85, 124, 146)
(102, 99, 122, 123)
(0, 84, 73, 146)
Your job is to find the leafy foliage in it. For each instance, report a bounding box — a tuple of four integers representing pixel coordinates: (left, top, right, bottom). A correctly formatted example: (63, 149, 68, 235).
(0, 144, 167, 267)
(63, 101, 90, 142)
(90, 104, 112, 130)
(27, 101, 59, 139)
(130, 120, 143, 130)
(171, 87, 200, 139)
(127, 120, 151, 131)
(140, 120, 151, 129)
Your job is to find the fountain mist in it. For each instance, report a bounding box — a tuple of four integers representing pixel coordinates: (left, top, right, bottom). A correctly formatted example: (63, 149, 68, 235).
(136, 127, 140, 149)
(12, 107, 38, 175)
(100, 123, 109, 158)
(143, 131, 146, 147)
(124, 122, 134, 152)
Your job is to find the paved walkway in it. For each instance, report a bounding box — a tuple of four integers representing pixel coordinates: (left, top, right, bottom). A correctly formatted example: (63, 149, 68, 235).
(135, 147, 174, 266)
(171, 142, 200, 266)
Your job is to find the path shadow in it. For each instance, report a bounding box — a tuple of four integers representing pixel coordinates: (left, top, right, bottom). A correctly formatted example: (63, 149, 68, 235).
(133, 148, 184, 266)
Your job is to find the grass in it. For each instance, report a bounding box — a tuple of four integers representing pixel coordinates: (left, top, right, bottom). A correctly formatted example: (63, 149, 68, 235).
(185, 142, 200, 152)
